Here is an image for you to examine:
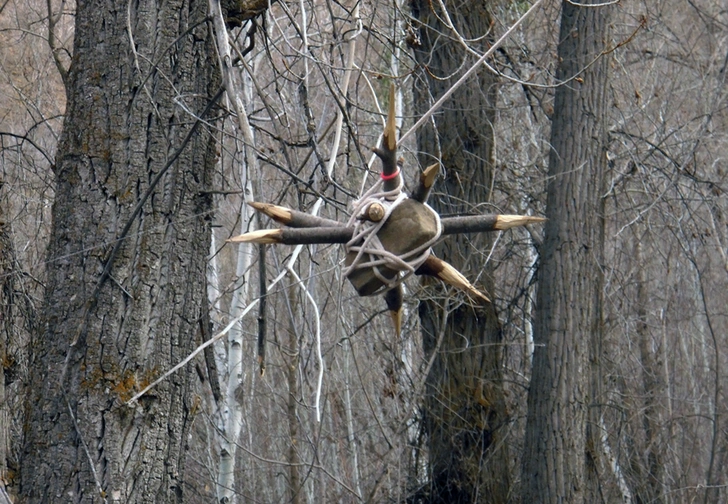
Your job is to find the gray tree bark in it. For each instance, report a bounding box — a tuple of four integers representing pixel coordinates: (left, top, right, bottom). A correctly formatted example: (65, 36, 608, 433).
(410, 0, 511, 501)
(0, 178, 19, 498)
(520, 1, 612, 502)
(19, 0, 219, 502)
(0, 179, 10, 494)
(634, 239, 668, 504)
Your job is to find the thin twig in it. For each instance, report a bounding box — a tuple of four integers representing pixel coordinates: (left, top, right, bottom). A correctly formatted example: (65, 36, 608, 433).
(399, 0, 546, 145)
(126, 267, 289, 404)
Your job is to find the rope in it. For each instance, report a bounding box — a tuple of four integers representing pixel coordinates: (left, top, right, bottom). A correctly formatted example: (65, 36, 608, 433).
(343, 175, 442, 295)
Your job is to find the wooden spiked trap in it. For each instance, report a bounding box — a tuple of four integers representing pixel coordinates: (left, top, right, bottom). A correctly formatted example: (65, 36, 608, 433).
(229, 85, 544, 336)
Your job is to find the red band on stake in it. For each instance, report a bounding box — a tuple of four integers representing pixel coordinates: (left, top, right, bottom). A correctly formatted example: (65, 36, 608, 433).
(380, 169, 400, 181)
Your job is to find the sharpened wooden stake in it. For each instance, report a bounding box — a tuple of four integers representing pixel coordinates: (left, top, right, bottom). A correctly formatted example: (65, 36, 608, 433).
(248, 201, 341, 228)
(384, 286, 404, 336)
(228, 229, 283, 244)
(384, 83, 397, 152)
(417, 255, 490, 302)
(411, 162, 440, 203)
(390, 308, 403, 337)
(493, 214, 547, 230)
(249, 201, 291, 222)
(441, 214, 546, 235)
(373, 84, 401, 192)
(228, 227, 353, 245)
(422, 162, 439, 188)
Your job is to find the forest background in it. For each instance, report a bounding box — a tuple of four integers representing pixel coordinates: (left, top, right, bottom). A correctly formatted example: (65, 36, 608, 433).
(1, 0, 726, 502)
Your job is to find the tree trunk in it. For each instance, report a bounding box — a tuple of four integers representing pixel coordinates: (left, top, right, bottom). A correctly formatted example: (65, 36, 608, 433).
(410, 0, 510, 501)
(634, 239, 668, 503)
(520, 1, 611, 502)
(0, 180, 10, 493)
(0, 178, 24, 498)
(19, 0, 219, 502)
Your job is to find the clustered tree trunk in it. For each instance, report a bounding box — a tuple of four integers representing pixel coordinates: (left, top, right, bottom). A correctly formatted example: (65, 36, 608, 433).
(19, 0, 219, 502)
(410, 0, 511, 501)
(521, 0, 612, 501)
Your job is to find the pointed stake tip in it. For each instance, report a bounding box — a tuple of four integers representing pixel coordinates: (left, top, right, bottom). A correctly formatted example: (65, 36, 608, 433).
(495, 215, 547, 230)
(227, 229, 282, 244)
(422, 162, 440, 187)
(248, 202, 293, 223)
(384, 83, 398, 151)
(389, 308, 402, 337)
(432, 257, 491, 303)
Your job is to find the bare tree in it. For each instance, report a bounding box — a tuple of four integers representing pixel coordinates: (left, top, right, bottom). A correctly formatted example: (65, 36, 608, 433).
(19, 0, 220, 501)
(521, 0, 612, 502)
(602, 1, 728, 501)
(408, 0, 512, 501)
(1, 0, 69, 498)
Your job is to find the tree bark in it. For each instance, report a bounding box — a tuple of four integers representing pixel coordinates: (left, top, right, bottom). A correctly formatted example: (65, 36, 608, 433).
(520, 1, 612, 502)
(20, 0, 219, 502)
(410, 0, 511, 501)
(634, 239, 668, 504)
(0, 178, 23, 498)
(0, 180, 10, 493)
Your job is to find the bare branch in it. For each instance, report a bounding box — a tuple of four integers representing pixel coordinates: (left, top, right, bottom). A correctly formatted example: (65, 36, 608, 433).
(46, 0, 69, 87)
(399, 0, 547, 145)
(257, 242, 267, 376)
